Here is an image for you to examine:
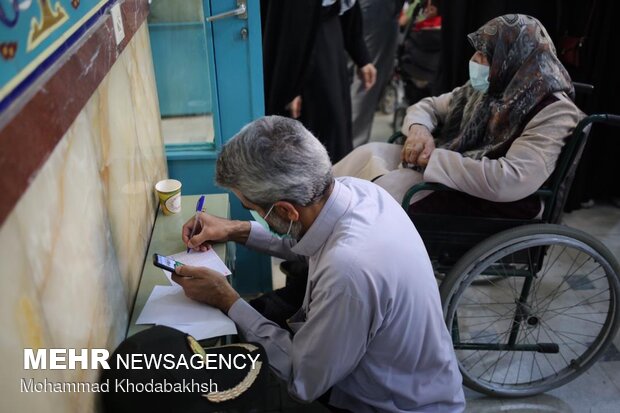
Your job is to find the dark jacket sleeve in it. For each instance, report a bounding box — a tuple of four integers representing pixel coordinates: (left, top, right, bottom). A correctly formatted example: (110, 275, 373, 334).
(340, 2, 371, 67)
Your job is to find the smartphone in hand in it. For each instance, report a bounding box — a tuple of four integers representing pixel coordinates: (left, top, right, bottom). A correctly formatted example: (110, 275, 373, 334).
(152, 254, 183, 272)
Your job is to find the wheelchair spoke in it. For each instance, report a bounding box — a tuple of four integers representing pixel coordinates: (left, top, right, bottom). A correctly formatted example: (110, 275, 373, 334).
(457, 307, 516, 333)
(516, 345, 525, 385)
(547, 297, 611, 313)
(532, 246, 582, 305)
(549, 329, 598, 339)
(535, 264, 603, 313)
(475, 326, 515, 381)
(544, 310, 605, 327)
(531, 245, 567, 300)
(535, 252, 598, 311)
(495, 322, 539, 384)
(461, 313, 515, 372)
(480, 266, 525, 298)
(543, 323, 592, 351)
(537, 271, 607, 314)
(541, 288, 610, 326)
(456, 313, 515, 319)
(517, 317, 550, 383)
(460, 302, 515, 306)
(507, 318, 542, 383)
(538, 321, 565, 373)
(463, 286, 515, 314)
(460, 348, 482, 365)
(502, 349, 518, 385)
(511, 251, 522, 299)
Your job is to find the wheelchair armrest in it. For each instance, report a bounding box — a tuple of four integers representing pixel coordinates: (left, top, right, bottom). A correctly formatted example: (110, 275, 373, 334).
(534, 188, 554, 200)
(403, 183, 553, 210)
(597, 113, 620, 127)
(402, 182, 455, 209)
(573, 82, 594, 95)
(388, 132, 405, 144)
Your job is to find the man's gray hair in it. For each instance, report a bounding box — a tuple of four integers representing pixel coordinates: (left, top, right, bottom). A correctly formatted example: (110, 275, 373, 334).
(215, 116, 333, 207)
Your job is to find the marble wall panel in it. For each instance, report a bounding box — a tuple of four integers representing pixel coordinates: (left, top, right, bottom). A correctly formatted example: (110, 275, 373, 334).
(0, 23, 166, 413)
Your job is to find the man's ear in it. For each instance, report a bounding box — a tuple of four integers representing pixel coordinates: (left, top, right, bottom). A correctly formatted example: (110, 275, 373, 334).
(275, 201, 300, 221)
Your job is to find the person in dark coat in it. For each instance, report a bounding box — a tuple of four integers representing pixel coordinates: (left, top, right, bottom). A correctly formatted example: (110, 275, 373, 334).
(260, 0, 376, 162)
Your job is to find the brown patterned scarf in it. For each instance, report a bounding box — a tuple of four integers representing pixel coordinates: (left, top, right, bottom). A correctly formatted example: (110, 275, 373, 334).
(436, 14, 574, 160)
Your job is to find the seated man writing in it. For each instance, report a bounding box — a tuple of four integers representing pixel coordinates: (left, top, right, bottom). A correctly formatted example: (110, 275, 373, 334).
(172, 116, 465, 412)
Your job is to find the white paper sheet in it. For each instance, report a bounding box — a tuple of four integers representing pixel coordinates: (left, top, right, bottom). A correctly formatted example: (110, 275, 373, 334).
(160, 249, 231, 285)
(158, 322, 235, 341)
(136, 285, 237, 340)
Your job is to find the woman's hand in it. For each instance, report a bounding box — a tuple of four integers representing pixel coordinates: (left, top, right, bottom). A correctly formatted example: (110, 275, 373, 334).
(402, 124, 436, 167)
(286, 96, 302, 118)
(358, 63, 377, 90)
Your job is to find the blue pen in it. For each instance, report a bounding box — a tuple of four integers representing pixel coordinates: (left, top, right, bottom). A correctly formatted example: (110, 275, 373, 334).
(187, 195, 206, 253)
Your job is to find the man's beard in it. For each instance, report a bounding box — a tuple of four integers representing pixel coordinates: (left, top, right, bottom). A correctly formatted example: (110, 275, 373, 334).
(267, 213, 304, 240)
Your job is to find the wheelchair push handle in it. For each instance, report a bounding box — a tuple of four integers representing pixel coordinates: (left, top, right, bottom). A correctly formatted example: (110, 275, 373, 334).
(598, 113, 620, 127)
(578, 113, 620, 131)
(573, 82, 594, 95)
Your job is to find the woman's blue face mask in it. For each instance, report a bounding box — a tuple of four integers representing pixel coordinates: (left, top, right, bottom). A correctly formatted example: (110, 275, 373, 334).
(469, 60, 490, 92)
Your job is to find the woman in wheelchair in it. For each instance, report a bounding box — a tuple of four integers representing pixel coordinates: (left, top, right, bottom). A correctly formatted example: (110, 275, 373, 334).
(333, 14, 583, 220)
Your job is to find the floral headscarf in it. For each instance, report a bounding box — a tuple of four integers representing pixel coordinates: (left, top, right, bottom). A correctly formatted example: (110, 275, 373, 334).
(436, 14, 574, 159)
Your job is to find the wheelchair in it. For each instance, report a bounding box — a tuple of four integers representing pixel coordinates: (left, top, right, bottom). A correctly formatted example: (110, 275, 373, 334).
(389, 92, 620, 397)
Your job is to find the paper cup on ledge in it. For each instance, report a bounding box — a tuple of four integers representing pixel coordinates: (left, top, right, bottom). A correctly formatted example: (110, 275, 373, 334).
(155, 179, 182, 215)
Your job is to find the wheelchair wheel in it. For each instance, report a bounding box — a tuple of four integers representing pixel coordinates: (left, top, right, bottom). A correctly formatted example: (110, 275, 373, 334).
(439, 224, 620, 397)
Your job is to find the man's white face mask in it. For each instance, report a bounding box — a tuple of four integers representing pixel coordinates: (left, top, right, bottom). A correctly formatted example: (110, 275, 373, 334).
(249, 204, 293, 238)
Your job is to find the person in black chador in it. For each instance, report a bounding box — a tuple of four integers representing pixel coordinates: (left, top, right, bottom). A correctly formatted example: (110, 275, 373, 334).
(260, 0, 376, 163)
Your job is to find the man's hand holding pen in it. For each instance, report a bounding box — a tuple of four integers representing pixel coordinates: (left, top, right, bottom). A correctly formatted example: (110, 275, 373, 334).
(182, 213, 252, 252)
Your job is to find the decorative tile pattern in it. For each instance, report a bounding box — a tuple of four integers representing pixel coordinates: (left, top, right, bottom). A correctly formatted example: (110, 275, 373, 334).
(0, 0, 150, 227)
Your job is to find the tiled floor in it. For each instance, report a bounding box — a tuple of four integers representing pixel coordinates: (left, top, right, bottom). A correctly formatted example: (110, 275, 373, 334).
(265, 112, 620, 412)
